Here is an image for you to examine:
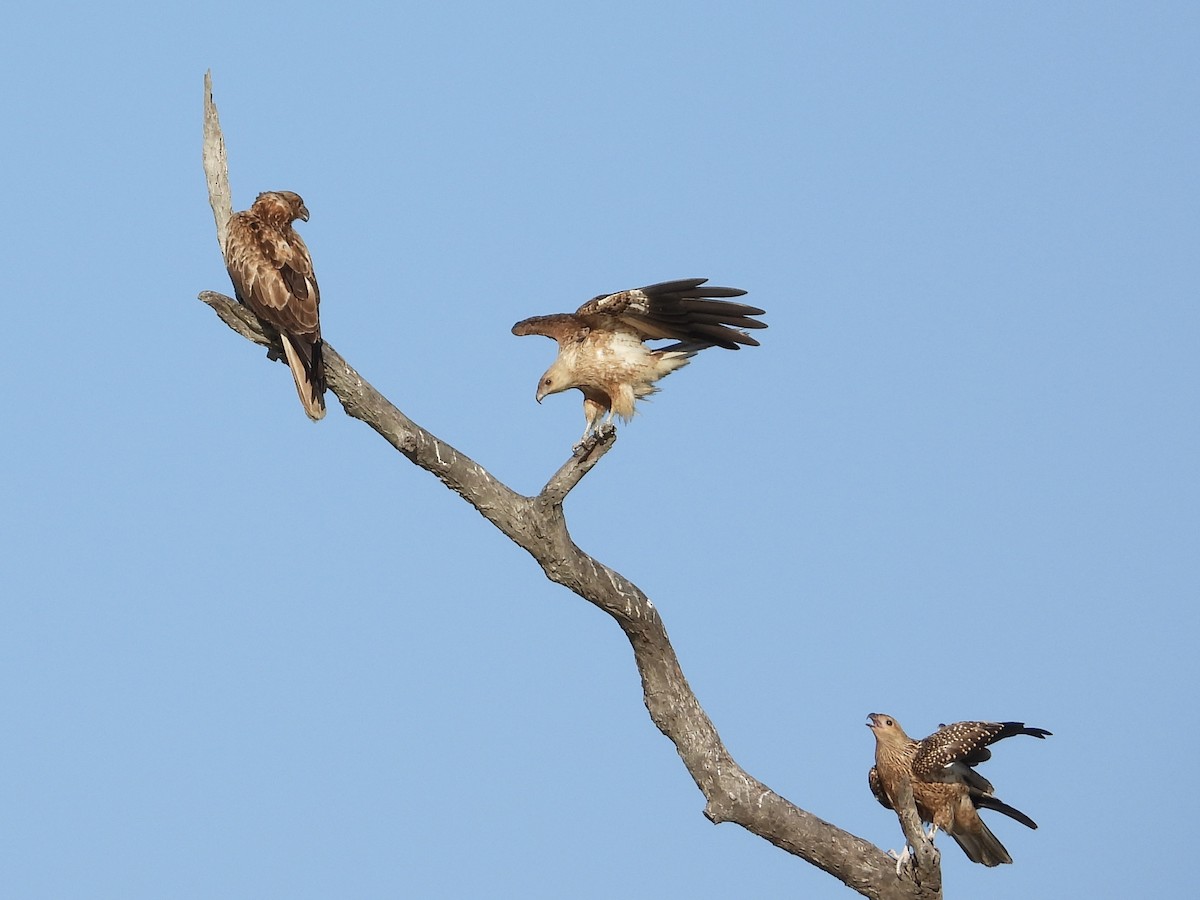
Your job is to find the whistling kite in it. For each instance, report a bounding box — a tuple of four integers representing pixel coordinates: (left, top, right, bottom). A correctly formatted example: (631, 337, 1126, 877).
(224, 190, 326, 420)
(867, 713, 1050, 868)
(511, 278, 765, 440)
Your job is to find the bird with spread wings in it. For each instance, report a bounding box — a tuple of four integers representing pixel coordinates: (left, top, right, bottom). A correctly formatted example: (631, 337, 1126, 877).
(511, 278, 766, 440)
(866, 713, 1050, 868)
(224, 190, 326, 421)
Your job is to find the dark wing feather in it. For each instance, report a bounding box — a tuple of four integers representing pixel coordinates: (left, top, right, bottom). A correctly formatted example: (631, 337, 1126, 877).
(913, 721, 1050, 782)
(974, 795, 1039, 830)
(868, 766, 893, 810)
(575, 278, 766, 349)
(913, 722, 1002, 781)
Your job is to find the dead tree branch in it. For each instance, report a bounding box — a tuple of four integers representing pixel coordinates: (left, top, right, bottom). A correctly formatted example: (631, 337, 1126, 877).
(891, 775, 944, 893)
(199, 74, 941, 900)
(202, 71, 232, 254)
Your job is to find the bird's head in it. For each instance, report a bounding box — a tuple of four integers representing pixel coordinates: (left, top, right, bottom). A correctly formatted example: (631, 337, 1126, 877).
(866, 713, 909, 744)
(535, 363, 572, 404)
(254, 190, 309, 224)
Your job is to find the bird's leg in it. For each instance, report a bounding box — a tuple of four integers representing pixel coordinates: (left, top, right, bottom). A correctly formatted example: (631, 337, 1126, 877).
(574, 417, 602, 453)
(580, 399, 606, 440)
(573, 422, 616, 454)
(255, 322, 285, 361)
(887, 845, 912, 877)
(574, 416, 597, 451)
(925, 823, 939, 841)
(580, 411, 615, 450)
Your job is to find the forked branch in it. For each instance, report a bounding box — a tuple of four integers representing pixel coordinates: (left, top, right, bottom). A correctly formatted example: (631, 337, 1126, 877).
(199, 73, 940, 900)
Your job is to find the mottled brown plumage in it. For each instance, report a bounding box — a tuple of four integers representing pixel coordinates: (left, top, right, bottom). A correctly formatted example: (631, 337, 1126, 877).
(511, 278, 766, 439)
(867, 713, 1050, 867)
(224, 190, 326, 420)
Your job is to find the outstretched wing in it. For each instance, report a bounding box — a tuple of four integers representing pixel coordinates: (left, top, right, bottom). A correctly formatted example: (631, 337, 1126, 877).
(575, 278, 766, 349)
(511, 313, 589, 346)
(914, 721, 1050, 786)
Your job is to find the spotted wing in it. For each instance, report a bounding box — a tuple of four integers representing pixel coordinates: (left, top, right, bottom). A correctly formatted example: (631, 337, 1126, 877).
(914, 721, 1050, 788)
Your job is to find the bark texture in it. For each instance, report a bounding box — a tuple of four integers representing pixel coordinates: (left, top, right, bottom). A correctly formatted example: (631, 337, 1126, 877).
(200, 74, 942, 900)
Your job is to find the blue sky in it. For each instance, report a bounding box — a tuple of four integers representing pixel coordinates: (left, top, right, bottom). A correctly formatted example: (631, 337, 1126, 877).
(2, 3, 1197, 897)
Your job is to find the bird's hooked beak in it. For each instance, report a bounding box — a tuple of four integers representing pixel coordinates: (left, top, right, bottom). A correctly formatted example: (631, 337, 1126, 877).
(297, 204, 310, 222)
(866, 713, 883, 730)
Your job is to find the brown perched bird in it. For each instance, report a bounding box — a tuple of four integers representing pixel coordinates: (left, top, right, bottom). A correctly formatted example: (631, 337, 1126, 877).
(866, 713, 1050, 867)
(224, 190, 326, 420)
(512, 278, 766, 440)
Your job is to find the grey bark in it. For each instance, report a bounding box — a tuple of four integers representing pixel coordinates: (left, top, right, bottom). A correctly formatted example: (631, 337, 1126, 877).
(200, 73, 942, 900)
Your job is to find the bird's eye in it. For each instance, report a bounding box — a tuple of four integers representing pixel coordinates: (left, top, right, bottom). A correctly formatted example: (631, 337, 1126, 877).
(543, 377, 552, 386)
(885, 719, 893, 726)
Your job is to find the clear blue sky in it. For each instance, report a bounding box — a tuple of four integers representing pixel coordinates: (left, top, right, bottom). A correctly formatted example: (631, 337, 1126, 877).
(3, 3, 1196, 897)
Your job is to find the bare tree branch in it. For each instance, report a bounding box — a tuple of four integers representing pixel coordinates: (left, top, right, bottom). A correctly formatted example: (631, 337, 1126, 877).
(892, 775, 943, 893)
(203, 70, 232, 254)
(198, 74, 941, 900)
(538, 427, 617, 505)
